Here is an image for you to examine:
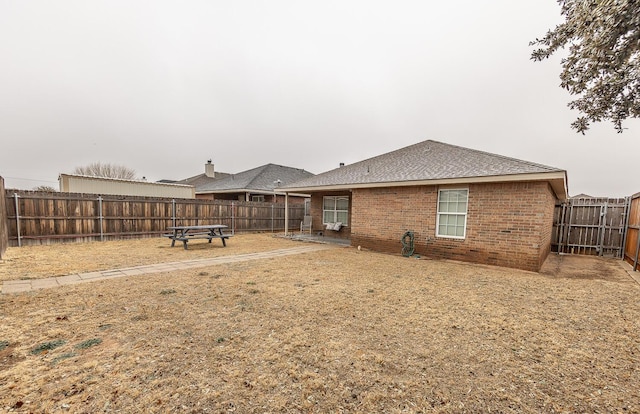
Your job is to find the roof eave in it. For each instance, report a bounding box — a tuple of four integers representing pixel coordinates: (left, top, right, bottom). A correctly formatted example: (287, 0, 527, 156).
(196, 188, 310, 197)
(284, 171, 569, 201)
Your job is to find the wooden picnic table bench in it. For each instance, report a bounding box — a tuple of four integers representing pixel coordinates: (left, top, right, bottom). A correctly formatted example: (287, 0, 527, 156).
(164, 225, 232, 250)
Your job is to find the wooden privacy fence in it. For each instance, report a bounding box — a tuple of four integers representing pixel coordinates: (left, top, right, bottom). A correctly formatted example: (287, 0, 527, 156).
(0, 178, 9, 258)
(624, 193, 640, 271)
(552, 197, 629, 257)
(4, 191, 306, 247)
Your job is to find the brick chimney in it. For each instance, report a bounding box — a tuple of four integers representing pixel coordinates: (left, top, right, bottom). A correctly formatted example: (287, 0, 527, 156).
(205, 159, 215, 178)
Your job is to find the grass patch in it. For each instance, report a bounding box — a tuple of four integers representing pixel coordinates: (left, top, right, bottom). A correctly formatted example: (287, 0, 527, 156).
(52, 352, 77, 364)
(160, 289, 177, 295)
(75, 338, 102, 350)
(0, 340, 9, 351)
(31, 339, 66, 355)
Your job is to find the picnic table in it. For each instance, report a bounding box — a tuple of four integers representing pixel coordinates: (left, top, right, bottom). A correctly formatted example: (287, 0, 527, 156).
(164, 224, 232, 250)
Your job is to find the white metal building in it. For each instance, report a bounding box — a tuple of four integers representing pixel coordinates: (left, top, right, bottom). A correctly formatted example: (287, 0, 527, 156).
(59, 174, 195, 198)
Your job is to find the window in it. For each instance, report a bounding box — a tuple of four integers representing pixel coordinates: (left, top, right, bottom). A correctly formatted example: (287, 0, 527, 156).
(436, 189, 468, 238)
(251, 195, 265, 202)
(323, 196, 349, 225)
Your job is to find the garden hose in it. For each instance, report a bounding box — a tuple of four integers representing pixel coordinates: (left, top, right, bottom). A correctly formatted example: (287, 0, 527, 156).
(401, 231, 415, 257)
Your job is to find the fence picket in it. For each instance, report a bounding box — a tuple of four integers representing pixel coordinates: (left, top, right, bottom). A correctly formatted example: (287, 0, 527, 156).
(3, 191, 305, 246)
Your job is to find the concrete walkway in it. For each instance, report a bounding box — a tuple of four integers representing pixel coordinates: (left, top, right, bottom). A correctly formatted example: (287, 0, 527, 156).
(1, 244, 336, 294)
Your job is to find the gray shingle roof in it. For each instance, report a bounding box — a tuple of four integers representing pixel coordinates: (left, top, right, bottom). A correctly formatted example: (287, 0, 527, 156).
(197, 164, 314, 193)
(283, 140, 566, 189)
(176, 171, 231, 189)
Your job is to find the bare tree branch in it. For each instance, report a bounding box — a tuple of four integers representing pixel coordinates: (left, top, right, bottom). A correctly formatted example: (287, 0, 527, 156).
(73, 162, 137, 179)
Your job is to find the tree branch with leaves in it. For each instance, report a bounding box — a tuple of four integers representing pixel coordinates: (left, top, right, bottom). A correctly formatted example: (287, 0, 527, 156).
(531, 0, 640, 133)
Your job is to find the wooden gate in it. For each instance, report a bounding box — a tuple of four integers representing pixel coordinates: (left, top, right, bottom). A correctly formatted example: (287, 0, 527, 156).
(552, 197, 629, 257)
(624, 193, 640, 270)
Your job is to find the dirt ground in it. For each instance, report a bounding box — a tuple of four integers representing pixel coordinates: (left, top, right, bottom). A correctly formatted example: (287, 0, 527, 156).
(1, 235, 639, 413)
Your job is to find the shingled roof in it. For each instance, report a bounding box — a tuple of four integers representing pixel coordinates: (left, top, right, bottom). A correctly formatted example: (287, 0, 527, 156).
(283, 140, 568, 199)
(197, 163, 314, 194)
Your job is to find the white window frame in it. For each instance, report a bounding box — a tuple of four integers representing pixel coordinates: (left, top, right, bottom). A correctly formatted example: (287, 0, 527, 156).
(436, 188, 468, 239)
(251, 195, 265, 202)
(323, 196, 349, 226)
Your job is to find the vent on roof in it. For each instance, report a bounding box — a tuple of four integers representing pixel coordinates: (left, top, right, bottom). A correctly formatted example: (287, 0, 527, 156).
(339, 162, 345, 167)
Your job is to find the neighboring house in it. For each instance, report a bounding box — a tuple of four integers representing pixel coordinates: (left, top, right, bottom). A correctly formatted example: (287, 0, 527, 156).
(195, 163, 314, 203)
(282, 140, 568, 272)
(167, 160, 232, 188)
(59, 174, 195, 198)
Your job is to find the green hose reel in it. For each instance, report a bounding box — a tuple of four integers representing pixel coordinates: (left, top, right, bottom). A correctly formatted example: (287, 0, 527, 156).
(401, 231, 415, 257)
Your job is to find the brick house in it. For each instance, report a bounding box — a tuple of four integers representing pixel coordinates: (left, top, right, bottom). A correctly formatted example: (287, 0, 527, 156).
(171, 161, 313, 204)
(282, 140, 568, 272)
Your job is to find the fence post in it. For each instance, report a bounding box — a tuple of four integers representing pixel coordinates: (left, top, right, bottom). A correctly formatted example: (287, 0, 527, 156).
(597, 203, 607, 256)
(556, 202, 566, 253)
(13, 193, 21, 247)
(284, 194, 289, 236)
(171, 199, 176, 228)
(634, 228, 640, 272)
(271, 203, 274, 233)
(231, 201, 235, 235)
(621, 196, 631, 260)
(97, 196, 104, 241)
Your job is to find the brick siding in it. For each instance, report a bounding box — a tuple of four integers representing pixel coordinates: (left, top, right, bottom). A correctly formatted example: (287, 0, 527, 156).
(347, 181, 557, 272)
(308, 191, 352, 239)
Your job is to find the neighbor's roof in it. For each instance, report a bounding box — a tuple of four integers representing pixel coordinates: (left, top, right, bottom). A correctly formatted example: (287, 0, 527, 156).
(197, 163, 314, 194)
(283, 140, 568, 199)
(172, 171, 231, 188)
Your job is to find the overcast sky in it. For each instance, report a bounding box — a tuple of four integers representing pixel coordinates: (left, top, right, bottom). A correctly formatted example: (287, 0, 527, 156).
(1, 1, 638, 197)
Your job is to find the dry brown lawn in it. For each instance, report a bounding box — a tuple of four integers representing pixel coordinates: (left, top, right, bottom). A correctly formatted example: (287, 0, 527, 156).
(1, 234, 639, 413)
